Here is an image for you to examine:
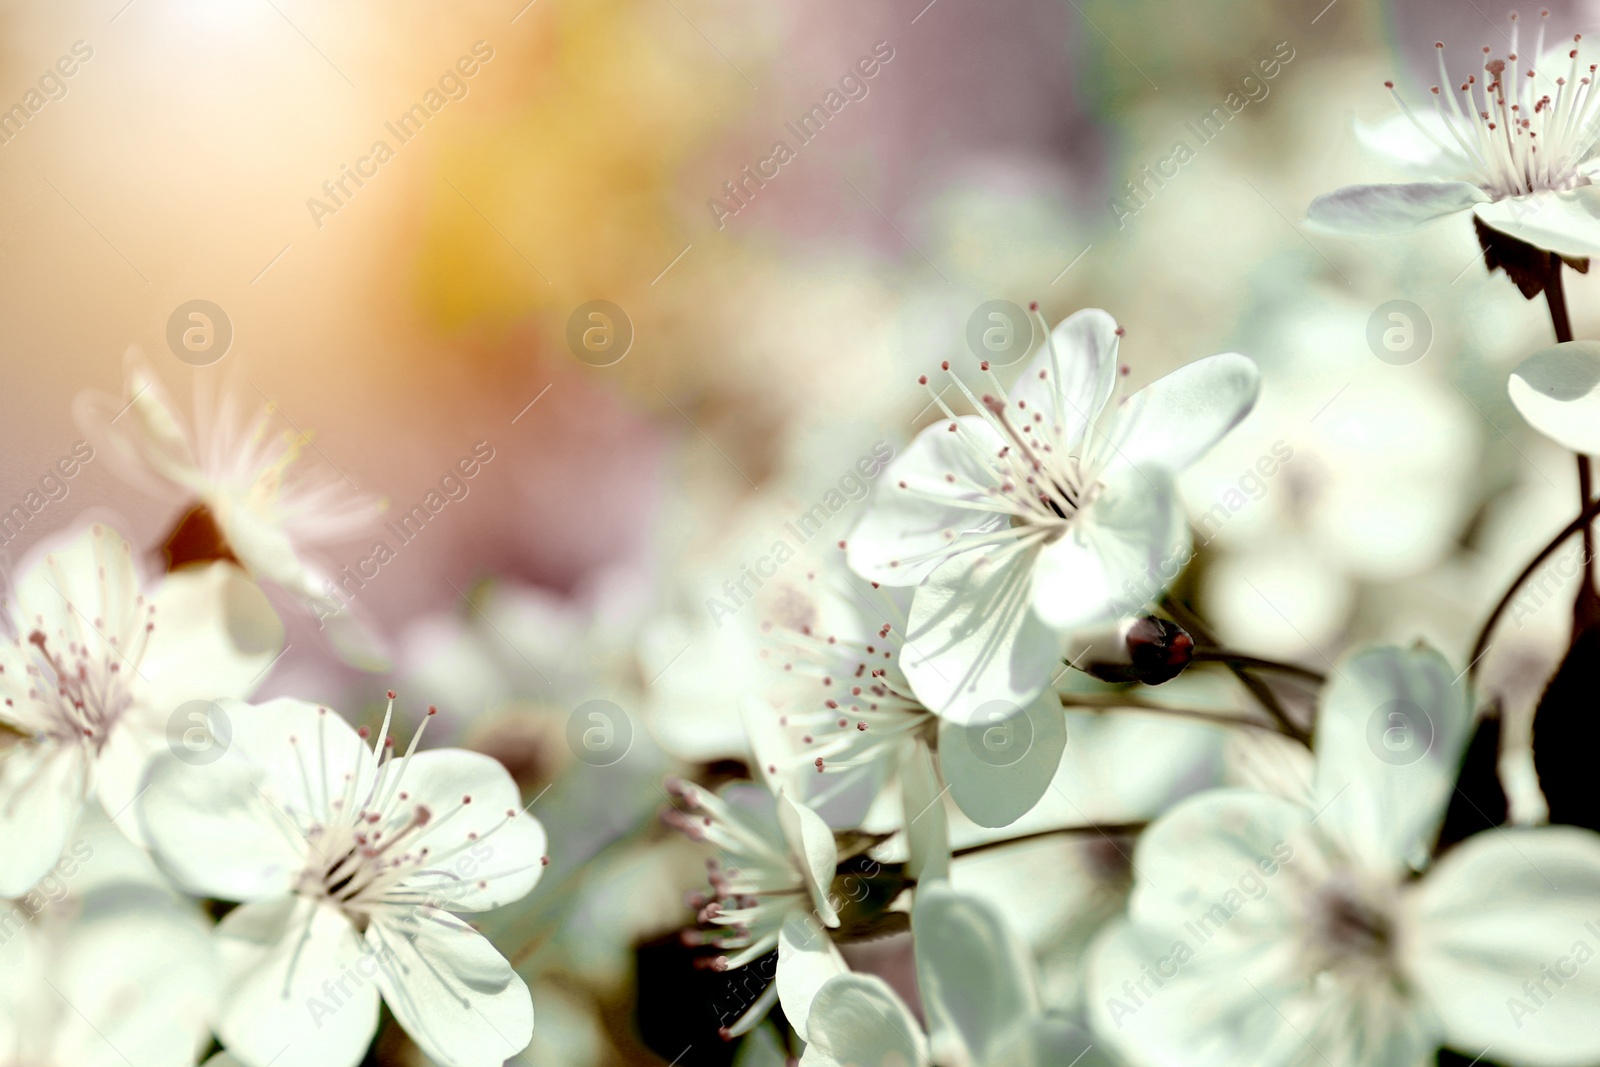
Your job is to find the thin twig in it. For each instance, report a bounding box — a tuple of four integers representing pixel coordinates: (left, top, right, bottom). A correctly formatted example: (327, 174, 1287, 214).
(950, 821, 1149, 859)
(1162, 595, 1310, 742)
(1191, 649, 1327, 685)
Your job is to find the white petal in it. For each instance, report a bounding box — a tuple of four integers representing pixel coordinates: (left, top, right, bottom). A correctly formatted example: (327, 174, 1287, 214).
(846, 416, 1008, 586)
(216, 896, 378, 1067)
(1352, 112, 1471, 175)
(799, 974, 928, 1067)
(1032, 465, 1189, 631)
(1122, 789, 1317, 958)
(776, 910, 848, 1043)
(0, 741, 88, 897)
(367, 909, 533, 1067)
(11, 523, 140, 652)
(96, 716, 166, 847)
(1306, 181, 1486, 234)
(140, 562, 285, 707)
(137, 745, 303, 902)
(223, 697, 374, 825)
(1475, 187, 1600, 260)
(388, 749, 547, 912)
(1010, 308, 1122, 449)
(1509, 341, 1600, 455)
(71, 346, 203, 498)
(50, 890, 216, 1067)
(912, 883, 1038, 1065)
(901, 737, 950, 884)
(1101, 353, 1261, 476)
(777, 789, 840, 927)
(1408, 827, 1600, 1066)
(902, 546, 1062, 721)
(987, 1016, 1118, 1067)
(1311, 644, 1471, 875)
(937, 689, 1066, 828)
(1086, 918, 1437, 1067)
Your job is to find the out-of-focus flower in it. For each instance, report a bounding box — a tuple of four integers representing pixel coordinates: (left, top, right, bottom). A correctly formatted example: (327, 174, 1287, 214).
(663, 779, 847, 1042)
(802, 884, 1109, 1067)
(74, 348, 383, 662)
(1187, 294, 1478, 658)
(848, 308, 1259, 719)
(1088, 644, 1600, 1066)
(0, 883, 216, 1067)
(1309, 12, 1600, 260)
(0, 522, 282, 895)
(137, 696, 545, 1067)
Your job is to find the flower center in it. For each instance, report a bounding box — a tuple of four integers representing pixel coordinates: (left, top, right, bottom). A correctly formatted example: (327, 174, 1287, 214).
(13, 604, 154, 751)
(1306, 873, 1396, 976)
(760, 584, 933, 776)
(1396, 10, 1600, 198)
(284, 698, 516, 929)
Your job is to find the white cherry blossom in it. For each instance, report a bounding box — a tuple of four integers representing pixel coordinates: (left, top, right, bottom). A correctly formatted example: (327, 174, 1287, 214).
(0, 523, 282, 896)
(75, 347, 383, 662)
(847, 307, 1258, 720)
(1088, 644, 1600, 1067)
(137, 694, 546, 1067)
(1310, 11, 1600, 259)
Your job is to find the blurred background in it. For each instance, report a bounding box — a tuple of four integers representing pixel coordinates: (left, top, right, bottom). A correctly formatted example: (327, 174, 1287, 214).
(3, 0, 1596, 1063)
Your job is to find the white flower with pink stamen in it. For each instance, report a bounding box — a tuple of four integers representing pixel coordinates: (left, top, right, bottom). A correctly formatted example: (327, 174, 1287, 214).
(663, 779, 848, 1043)
(754, 573, 1064, 839)
(0, 522, 283, 897)
(846, 308, 1258, 721)
(1310, 9, 1600, 259)
(137, 693, 547, 1067)
(75, 347, 384, 660)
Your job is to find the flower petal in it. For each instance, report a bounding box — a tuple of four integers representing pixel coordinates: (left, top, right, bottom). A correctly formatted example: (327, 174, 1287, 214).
(913, 883, 1038, 1065)
(1032, 465, 1188, 631)
(1352, 112, 1471, 175)
(367, 909, 533, 1067)
(11, 523, 141, 658)
(777, 789, 840, 928)
(1408, 826, 1600, 1066)
(937, 689, 1066, 828)
(1508, 340, 1600, 455)
(1475, 187, 1600, 260)
(1306, 181, 1486, 235)
(1311, 644, 1471, 875)
(1086, 918, 1438, 1067)
(987, 1016, 1119, 1067)
(140, 561, 285, 707)
(901, 736, 950, 884)
(1122, 789, 1318, 956)
(799, 973, 928, 1067)
(71, 346, 203, 499)
(0, 741, 88, 897)
(1010, 308, 1122, 449)
(776, 910, 848, 1043)
(51, 888, 216, 1067)
(902, 545, 1062, 721)
(388, 749, 547, 912)
(216, 896, 378, 1067)
(846, 416, 1007, 586)
(1100, 353, 1261, 476)
(137, 743, 303, 902)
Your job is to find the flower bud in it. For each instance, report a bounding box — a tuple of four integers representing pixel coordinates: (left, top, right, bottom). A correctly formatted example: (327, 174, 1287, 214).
(1067, 615, 1194, 685)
